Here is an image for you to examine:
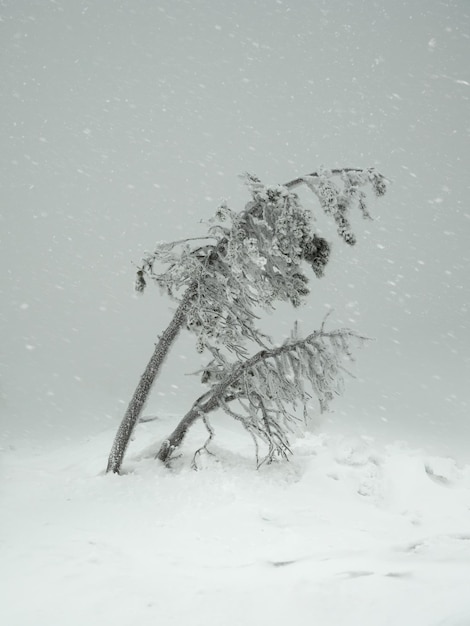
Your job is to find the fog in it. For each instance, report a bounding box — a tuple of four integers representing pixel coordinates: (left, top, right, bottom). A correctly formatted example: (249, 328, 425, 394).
(1, 0, 469, 458)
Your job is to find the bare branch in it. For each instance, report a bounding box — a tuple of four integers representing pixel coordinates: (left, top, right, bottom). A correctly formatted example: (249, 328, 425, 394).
(191, 415, 216, 470)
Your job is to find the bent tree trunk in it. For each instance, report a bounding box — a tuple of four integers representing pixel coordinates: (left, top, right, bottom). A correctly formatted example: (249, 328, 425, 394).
(106, 281, 197, 474)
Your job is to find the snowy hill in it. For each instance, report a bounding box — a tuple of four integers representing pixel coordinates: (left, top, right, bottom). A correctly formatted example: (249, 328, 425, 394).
(2, 417, 470, 626)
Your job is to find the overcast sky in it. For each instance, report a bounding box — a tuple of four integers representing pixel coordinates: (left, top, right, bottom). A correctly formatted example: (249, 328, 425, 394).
(1, 0, 469, 457)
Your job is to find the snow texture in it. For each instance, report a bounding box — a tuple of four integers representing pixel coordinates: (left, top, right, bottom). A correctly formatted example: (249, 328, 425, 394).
(2, 419, 470, 626)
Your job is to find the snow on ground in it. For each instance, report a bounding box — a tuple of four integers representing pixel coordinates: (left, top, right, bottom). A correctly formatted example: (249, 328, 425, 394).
(2, 415, 470, 626)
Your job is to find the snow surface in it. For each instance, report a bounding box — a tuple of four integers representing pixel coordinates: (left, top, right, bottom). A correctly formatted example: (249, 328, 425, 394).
(2, 416, 470, 626)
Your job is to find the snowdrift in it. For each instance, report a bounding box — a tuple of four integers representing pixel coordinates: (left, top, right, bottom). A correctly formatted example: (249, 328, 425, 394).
(2, 416, 470, 626)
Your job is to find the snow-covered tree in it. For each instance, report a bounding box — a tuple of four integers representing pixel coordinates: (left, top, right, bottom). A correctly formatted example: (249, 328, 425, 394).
(106, 168, 387, 474)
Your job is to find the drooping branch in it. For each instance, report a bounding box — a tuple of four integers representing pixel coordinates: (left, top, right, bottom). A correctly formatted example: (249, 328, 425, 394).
(156, 326, 367, 465)
(284, 168, 360, 189)
(283, 167, 389, 191)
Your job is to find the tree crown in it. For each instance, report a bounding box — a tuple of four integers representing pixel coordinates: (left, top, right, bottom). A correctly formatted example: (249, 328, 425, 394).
(136, 168, 387, 357)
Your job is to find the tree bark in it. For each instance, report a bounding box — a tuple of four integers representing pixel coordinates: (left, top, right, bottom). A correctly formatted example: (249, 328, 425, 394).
(106, 281, 198, 473)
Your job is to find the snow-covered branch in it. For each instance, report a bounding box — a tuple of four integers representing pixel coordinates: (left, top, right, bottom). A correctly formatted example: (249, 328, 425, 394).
(156, 325, 368, 466)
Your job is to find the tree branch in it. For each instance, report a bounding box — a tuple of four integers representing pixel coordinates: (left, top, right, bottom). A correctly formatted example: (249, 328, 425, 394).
(155, 328, 364, 464)
(284, 167, 379, 190)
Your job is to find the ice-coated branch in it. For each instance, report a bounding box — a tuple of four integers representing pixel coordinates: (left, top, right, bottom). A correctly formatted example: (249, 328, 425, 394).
(283, 167, 388, 192)
(156, 326, 367, 465)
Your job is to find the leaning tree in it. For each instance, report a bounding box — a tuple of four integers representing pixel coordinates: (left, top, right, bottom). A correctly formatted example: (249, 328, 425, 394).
(106, 168, 387, 474)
